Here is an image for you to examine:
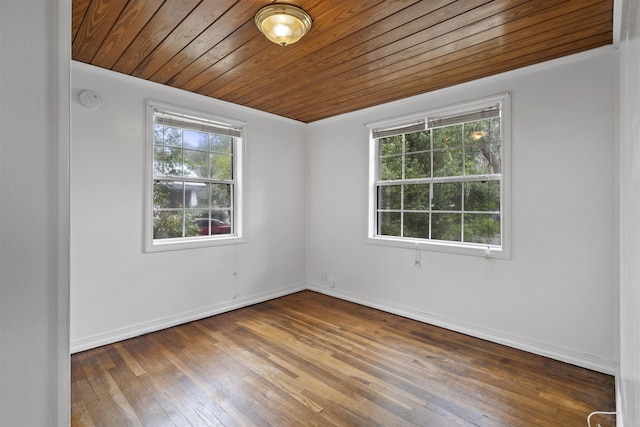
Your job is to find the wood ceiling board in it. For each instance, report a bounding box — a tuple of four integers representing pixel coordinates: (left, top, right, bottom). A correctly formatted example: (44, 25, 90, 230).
(191, 0, 423, 99)
(289, 25, 612, 121)
(72, 0, 129, 63)
(248, 1, 611, 120)
(226, 0, 533, 107)
(131, 0, 239, 80)
(71, 0, 614, 123)
(207, 0, 484, 102)
(91, 0, 165, 69)
(263, 0, 611, 118)
(72, 0, 91, 41)
(233, 0, 540, 111)
(293, 31, 612, 123)
(148, 0, 271, 85)
(111, 0, 202, 75)
(163, 21, 260, 89)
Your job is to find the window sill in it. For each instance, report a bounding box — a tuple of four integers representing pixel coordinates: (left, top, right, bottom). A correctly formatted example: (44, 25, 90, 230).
(145, 236, 246, 253)
(365, 236, 509, 259)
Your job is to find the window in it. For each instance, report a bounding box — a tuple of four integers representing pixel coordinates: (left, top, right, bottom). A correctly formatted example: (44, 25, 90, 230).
(368, 93, 510, 258)
(146, 101, 244, 251)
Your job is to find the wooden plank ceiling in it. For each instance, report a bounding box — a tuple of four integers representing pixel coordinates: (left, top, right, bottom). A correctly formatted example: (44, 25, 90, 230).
(72, 0, 613, 123)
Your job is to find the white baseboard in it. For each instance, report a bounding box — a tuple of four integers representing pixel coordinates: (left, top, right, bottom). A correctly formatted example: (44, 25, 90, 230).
(71, 280, 617, 377)
(306, 281, 617, 375)
(70, 282, 306, 353)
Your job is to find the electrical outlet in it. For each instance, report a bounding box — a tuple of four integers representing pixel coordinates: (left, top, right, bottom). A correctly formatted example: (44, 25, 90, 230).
(322, 271, 327, 281)
(329, 278, 336, 288)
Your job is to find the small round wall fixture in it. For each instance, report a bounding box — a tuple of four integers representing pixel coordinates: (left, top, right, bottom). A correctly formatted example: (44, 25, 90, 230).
(254, 4, 312, 47)
(78, 89, 101, 109)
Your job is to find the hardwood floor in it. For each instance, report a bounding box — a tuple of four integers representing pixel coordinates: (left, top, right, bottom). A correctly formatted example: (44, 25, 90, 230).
(71, 291, 616, 426)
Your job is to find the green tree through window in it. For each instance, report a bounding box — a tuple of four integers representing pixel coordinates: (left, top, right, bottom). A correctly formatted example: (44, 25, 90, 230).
(371, 95, 508, 256)
(147, 102, 242, 249)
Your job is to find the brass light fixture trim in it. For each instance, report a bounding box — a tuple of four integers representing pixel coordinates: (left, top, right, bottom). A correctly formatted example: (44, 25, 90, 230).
(254, 4, 312, 47)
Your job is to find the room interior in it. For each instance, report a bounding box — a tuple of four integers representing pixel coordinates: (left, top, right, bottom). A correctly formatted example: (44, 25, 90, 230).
(1, 0, 639, 426)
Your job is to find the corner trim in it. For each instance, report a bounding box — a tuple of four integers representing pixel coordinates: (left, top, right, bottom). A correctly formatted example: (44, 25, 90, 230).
(616, 367, 624, 426)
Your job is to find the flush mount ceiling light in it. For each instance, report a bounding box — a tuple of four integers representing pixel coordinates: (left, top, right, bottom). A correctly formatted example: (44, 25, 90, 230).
(254, 4, 312, 47)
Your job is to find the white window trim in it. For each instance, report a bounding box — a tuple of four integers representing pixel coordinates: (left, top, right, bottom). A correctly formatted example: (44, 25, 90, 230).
(144, 100, 246, 253)
(366, 93, 511, 259)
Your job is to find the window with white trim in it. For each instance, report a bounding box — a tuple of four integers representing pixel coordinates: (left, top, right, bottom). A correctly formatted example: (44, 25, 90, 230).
(368, 93, 510, 258)
(146, 101, 244, 251)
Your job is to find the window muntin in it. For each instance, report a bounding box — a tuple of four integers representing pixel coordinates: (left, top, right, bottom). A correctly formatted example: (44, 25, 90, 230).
(369, 94, 509, 257)
(146, 102, 243, 251)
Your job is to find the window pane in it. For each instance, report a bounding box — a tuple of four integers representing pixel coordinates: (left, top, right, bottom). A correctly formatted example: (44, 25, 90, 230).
(433, 125, 462, 149)
(154, 146, 183, 176)
(161, 126, 182, 147)
(404, 184, 429, 210)
(153, 211, 184, 239)
(153, 146, 165, 173)
(211, 184, 231, 208)
(465, 119, 501, 175)
(153, 124, 164, 145)
(464, 120, 491, 145)
(432, 182, 461, 211)
(189, 211, 231, 236)
(403, 212, 429, 238)
(465, 146, 501, 175)
(465, 117, 501, 144)
(464, 181, 500, 211)
(405, 152, 430, 179)
(211, 135, 233, 154)
(370, 98, 506, 251)
(183, 130, 209, 150)
(405, 131, 429, 153)
(183, 210, 203, 237)
(210, 153, 233, 180)
(210, 210, 232, 235)
(378, 211, 401, 236)
(380, 155, 402, 180)
(211, 208, 231, 223)
(464, 213, 501, 244)
(172, 210, 196, 237)
(432, 213, 461, 241)
(183, 182, 209, 208)
(433, 148, 463, 177)
(191, 210, 212, 236)
(379, 135, 403, 155)
(154, 181, 184, 208)
(184, 149, 209, 178)
(378, 185, 401, 210)
(150, 105, 241, 245)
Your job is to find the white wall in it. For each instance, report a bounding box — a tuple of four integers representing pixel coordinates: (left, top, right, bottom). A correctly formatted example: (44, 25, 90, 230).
(306, 47, 617, 373)
(0, 0, 70, 425)
(71, 63, 306, 351)
(618, 0, 640, 424)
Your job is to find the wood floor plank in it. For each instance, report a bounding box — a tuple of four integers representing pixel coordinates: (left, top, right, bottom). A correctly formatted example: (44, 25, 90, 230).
(77, 350, 131, 426)
(71, 291, 616, 426)
(148, 333, 261, 427)
(113, 342, 146, 376)
(120, 336, 215, 426)
(71, 379, 98, 427)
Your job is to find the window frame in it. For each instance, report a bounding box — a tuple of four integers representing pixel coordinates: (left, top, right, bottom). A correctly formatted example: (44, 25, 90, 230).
(366, 93, 511, 259)
(145, 100, 245, 252)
